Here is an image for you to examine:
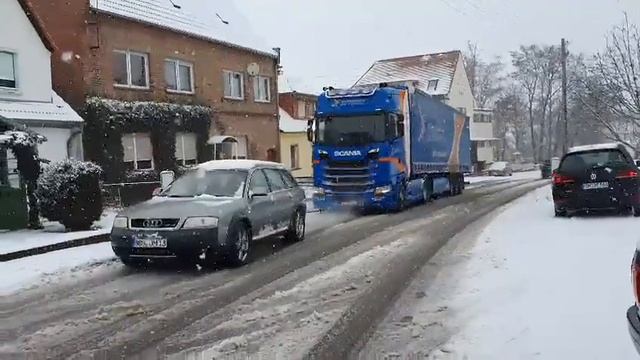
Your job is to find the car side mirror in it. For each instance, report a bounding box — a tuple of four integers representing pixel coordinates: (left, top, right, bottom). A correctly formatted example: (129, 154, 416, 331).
(635, 160, 640, 167)
(160, 170, 175, 190)
(307, 120, 314, 143)
(249, 187, 269, 199)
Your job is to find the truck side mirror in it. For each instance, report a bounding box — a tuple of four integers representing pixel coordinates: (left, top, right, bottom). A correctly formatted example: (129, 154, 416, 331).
(307, 119, 314, 142)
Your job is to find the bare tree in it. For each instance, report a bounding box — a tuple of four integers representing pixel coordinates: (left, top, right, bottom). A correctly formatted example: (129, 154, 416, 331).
(464, 41, 479, 93)
(463, 42, 505, 108)
(511, 45, 541, 161)
(578, 15, 640, 151)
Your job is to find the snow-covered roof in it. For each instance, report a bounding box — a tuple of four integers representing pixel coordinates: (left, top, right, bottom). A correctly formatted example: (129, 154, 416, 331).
(354, 51, 461, 96)
(568, 143, 622, 154)
(89, 0, 276, 58)
(279, 107, 308, 133)
(0, 91, 83, 123)
(197, 159, 284, 171)
(278, 74, 319, 96)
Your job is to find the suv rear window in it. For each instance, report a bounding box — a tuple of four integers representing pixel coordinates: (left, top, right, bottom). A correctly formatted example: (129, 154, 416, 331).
(560, 150, 629, 172)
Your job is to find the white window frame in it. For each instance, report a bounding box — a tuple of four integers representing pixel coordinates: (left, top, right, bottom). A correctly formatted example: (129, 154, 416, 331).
(297, 99, 306, 118)
(253, 75, 271, 103)
(0, 49, 18, 91)
(165, 59, 194, 94)
(113, 50, 150, 89)
(223, 70, 244, 100)
(122, 133, 154, 170)
(175, 132, 198, 166)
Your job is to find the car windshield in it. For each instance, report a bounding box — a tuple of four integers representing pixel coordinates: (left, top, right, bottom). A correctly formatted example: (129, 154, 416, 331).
(316, 114, 393, 146)
(161, 169, 247, 198)
(560, 150, 628, 172)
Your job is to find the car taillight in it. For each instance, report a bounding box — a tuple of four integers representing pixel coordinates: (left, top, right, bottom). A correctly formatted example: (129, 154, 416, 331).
(616, 169, 639, 179)
(633, 256, 640, 306)
(552, 173, 574, 185)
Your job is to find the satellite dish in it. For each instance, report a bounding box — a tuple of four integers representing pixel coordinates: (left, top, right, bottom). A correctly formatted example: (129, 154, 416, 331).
(247, 63, 260, 76)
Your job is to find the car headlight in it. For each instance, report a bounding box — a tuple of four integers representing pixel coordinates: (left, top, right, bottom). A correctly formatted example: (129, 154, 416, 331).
(113, 216, 128, 229)
(183, 217, 219, 229)
(374, 185, 392, 195)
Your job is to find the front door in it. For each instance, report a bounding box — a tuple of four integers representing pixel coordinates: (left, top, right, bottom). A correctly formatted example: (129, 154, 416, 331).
(263, 168, 294, 231)
(247, 169, 272, 238)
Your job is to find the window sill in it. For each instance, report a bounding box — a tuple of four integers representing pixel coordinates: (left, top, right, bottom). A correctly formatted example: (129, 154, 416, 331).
(114, 84, 151, 91)
(224, 96, 245, 101)
(166, 89, 195, 95)
(0, 87, 21, 95)
(254, 99, 272, 104)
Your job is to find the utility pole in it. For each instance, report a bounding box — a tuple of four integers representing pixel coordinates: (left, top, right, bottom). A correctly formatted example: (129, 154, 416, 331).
(561, 38, 569, 153)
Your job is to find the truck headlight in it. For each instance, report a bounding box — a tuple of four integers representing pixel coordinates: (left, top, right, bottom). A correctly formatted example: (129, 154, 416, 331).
(183, 217, 218, 229)
(113, 216, 128, 229)
(374, 185, 392, 196)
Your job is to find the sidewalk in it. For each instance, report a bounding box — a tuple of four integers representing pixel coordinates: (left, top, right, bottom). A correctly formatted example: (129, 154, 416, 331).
(0, 211, 117, 261)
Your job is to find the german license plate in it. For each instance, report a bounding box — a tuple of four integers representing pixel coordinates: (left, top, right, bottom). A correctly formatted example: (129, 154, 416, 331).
(133, 236, 167, 248)
(582, 182, 609, 190)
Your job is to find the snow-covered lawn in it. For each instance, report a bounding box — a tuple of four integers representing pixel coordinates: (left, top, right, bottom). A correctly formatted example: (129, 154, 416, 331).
(425, 186, 638, 359)
(0, 211, 117, 255)
(0, 242, 117, 295)
(466, 170, 542, 185)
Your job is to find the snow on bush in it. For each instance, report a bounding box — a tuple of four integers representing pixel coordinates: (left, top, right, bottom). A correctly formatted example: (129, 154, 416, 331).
(0, 130, 46, 148)
(37, 160, 104, 231)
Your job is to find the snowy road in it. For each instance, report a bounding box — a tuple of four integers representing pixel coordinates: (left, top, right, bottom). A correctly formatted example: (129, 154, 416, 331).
(0, 178, 544, 359)
(363, 186, 639, 359)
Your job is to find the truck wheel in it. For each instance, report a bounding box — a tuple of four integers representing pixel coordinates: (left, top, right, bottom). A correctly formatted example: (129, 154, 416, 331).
(394, 184, 407, 212)
(422, 179, 433, 203)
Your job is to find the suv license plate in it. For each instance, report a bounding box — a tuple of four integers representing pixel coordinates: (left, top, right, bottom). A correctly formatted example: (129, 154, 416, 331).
(133, 238, 168, 248)
(582, 182, 609, 190)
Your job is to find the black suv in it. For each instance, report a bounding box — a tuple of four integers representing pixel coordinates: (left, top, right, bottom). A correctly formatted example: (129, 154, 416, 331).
(552, 143, 640, 217)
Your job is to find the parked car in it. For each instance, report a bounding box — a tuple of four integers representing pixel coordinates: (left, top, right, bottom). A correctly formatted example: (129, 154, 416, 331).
(627, 247, 640, 354)
(484, 161, 513, 177)
(540, 160, 552, 179)
(552, 143, 640, 217)
(110, 160, 307, 268)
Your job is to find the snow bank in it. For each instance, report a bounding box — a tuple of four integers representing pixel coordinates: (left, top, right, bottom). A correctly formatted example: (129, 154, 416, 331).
(426, 186, 638, 359)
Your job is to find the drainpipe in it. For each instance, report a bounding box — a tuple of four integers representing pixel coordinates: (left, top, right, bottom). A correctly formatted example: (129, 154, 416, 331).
(273, 47, 282, 162)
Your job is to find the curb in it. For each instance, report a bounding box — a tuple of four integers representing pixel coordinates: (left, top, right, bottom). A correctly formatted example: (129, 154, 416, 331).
(0, 233, 110, 262)
(303, 181, 547, 359)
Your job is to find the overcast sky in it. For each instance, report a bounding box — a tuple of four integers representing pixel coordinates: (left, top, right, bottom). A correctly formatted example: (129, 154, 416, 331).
(236, 0, 640, 91)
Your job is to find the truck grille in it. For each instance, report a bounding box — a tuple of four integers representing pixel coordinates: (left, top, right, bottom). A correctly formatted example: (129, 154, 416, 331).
(130, 218, 180, 229)
(323, 160, 372, 193)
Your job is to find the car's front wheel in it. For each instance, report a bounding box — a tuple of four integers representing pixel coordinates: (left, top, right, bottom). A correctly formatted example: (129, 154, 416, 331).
(285, 209, 306, 242)
(224, 222, 252, 267)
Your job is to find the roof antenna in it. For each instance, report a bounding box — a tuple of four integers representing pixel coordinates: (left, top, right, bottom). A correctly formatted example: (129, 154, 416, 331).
(168, 0, 181, 9)
(216, 13, 229, 25)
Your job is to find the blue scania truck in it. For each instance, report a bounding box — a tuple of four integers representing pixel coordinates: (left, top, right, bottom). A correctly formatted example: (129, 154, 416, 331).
(308, 83, 471, 212)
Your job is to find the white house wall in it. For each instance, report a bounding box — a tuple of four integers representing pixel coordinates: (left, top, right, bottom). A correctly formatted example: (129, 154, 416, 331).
(35, 127, 80, 163)
(471, 122, 494, 140)
(444, 55, 475, 123)
(0, 0, 52, 102)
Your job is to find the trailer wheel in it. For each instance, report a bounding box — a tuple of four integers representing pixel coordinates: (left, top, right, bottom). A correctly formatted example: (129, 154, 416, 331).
(393, 183, 407, 212)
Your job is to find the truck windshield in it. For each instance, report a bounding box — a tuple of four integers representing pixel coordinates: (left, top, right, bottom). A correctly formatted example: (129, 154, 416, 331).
(316, 114, 395, 146)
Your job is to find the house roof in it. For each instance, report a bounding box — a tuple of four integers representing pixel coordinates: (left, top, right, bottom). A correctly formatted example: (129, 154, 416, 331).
(354, 50, 461, 96)
(89, 0, 276, 58)
(279, 107, 308, 133)
(278, 74, 319, 96)
(0, 91, 83, 124)
(17, 0, 55, 52)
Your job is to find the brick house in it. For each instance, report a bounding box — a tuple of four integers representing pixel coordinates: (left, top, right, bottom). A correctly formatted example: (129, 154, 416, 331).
(29, 0, 280, 180)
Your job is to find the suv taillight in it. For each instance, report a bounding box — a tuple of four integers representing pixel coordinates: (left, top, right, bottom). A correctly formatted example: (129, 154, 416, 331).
(633, 255, 640, 306)
(552, 173, 574, 186)
(617, 169, 639, 179)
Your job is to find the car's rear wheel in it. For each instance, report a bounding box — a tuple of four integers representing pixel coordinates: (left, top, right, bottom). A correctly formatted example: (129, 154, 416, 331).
(224, 222, 251, 267)
(285, 209, 306, 242)
(555, 208, 568, 217)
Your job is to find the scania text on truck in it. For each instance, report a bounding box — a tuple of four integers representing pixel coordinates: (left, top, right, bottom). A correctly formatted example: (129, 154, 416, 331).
(307, 84, 471, 212)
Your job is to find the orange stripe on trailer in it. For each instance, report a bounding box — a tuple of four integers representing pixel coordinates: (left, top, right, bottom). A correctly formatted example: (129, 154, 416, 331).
(379, 157, 406, 173)
(313, 159, 320, 165)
